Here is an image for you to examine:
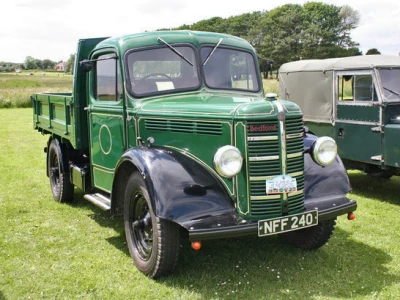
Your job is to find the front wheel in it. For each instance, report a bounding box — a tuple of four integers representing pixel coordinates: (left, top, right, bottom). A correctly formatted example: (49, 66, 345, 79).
(124, 172, 181, 278)
(281, 217, 336, 250)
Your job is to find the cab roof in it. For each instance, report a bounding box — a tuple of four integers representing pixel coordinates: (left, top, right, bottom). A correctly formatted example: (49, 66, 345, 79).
(93, 30, 255, 54)
(280, 55, 400, 73)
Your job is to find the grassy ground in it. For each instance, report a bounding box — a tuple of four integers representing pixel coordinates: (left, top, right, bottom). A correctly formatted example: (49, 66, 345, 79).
(263, 78, 280, 95)
(1, 108, 400, 299)
(0, 72, 73, 108)
(0, 73, 278, 109)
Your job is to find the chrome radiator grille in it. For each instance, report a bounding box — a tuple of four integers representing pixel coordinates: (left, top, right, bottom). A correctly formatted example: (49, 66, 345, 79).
(246, 116, 305, 218)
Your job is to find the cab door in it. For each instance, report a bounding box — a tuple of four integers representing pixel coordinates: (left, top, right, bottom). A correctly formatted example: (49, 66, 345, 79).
(334, 71, 383, 165)
(88, 52, 125, 193)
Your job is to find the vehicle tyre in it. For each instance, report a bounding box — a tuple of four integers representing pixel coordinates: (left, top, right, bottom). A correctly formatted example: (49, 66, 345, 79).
(47, 139, 74, 203)
(281, 217, 336, 250)
(124, 172, 181, 278)
(367, 172, 393, 180)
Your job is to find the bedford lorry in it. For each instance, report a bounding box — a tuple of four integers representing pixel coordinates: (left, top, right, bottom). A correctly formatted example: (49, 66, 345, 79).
(32, 31, 357, 278)
(279, 55, 400, 179)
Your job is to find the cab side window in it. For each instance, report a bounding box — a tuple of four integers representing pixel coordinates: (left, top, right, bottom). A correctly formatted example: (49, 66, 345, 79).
(338, 74, 377, 102)
(95, 54, 122, 101)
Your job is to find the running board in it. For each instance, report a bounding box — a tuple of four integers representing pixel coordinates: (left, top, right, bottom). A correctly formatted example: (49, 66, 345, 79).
(84, 193, 111, 211)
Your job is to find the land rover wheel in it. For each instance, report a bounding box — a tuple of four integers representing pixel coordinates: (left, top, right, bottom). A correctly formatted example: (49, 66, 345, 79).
(47, 139, 74, 203)
(124, 172, 180, 278)
(282, 217, 336, 250)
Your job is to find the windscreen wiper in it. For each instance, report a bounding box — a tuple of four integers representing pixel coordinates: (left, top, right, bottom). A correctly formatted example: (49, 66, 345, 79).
(203, 38, 223, 66)
(157, 37, 193, 66)
(383, 86, 400, 96)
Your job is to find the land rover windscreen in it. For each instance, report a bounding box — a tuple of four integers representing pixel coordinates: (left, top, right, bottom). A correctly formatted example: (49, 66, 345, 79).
(378, 68, 400, 101)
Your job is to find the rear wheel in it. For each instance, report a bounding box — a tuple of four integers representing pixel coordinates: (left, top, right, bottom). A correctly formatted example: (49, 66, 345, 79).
(124, 172, 180, 278)
(47, 139, 74, 203)
(282, 217, 336, 250)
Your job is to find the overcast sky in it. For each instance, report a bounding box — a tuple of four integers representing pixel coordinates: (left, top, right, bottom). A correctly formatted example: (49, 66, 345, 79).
(1, 0, 399, 63)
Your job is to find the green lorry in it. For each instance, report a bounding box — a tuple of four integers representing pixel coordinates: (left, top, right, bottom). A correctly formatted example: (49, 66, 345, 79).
(279, 55, 400, 179)
(32, 31, 357, 278)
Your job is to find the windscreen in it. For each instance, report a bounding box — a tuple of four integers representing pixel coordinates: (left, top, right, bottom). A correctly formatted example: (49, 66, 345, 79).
(378, 68, 400, 100)
(200, 47, 260, 92)
(126, 46, 199, 96)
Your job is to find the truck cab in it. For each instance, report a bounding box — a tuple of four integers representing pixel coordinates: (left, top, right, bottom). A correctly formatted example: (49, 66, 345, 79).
(32, 31, 356, 278)
(279, 55, 400, 179)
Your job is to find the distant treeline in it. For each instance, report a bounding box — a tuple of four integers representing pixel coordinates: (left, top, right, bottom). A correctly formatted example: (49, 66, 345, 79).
(23, 56, 57, 70)
(0, 58, 58, 72)
(0, 54, 76, 74)
(165, 2, 363, 72)
(0, 62, 24, 73)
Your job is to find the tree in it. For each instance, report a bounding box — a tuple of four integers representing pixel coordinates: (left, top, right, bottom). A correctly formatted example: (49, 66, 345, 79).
(65, 53, 76, 74)
(42, 59, 56, 70)
(299, 2, 360, 59)
(366, 48, 381, 55)
(226, 12, 263, 40)
(24, 56, 36, 70)
(256, 4, 304, 69)
(34, 59, 43, 70)
(337, 5, 360, 47)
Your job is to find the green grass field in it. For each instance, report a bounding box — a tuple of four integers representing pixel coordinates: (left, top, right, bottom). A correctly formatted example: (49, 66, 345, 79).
(0, 72, 279, 109)
(1, 108, 400, 299)
(0, 72, 73, 108)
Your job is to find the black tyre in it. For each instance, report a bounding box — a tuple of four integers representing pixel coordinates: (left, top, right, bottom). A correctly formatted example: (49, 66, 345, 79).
(367, 172, 393, 180)
(282, 217, 336, 250)
(124, 172, 180, 278)
(47, 139, 74, 203)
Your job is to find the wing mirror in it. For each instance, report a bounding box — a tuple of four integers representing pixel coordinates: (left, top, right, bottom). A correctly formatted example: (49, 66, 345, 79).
(80, 60, 94, 72)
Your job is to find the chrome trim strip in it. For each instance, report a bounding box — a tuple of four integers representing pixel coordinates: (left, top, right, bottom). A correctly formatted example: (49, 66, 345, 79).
(289, 171, 304, 177)
(274, 101, 287, 202)
(287, 152, 303, 159)
(249, 175, 275, 181)
(335, 119, 378, 126)
(286, 132, 303, 139)
(251, 195, 281, 201)
(337, 102, 379, 107)
(248, 136, 278, 141)
(288, 190, 304, 197)
(275, 101, 286, 174)
(235, 122, 250, 215)
(249, 155, 279, 161)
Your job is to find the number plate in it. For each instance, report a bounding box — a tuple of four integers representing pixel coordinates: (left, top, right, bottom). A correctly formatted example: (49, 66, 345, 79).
(258, 210, 318, 237)
(266, 175, 297, 194)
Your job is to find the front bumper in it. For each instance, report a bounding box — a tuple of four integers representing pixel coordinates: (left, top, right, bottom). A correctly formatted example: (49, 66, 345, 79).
(186, 196, 357, 240)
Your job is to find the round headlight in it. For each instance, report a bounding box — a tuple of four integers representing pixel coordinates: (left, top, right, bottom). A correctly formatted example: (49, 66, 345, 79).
(213, 146, 243, 178)
(312, 137, 337, 166)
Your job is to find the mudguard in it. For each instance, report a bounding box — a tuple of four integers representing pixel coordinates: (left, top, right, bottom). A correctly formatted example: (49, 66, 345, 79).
(303, 133, 353, 214)
(112, 146, 239, 229)
(304, 133, 351, 195)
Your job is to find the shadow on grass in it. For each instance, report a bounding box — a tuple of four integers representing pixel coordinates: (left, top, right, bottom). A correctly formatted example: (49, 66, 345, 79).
(66, 191, 397, 299)
(348, 171, 400, 206)
(161, 229, 396, 299)
(0, 290, 6, 300)
(68, 191, 130, 256)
